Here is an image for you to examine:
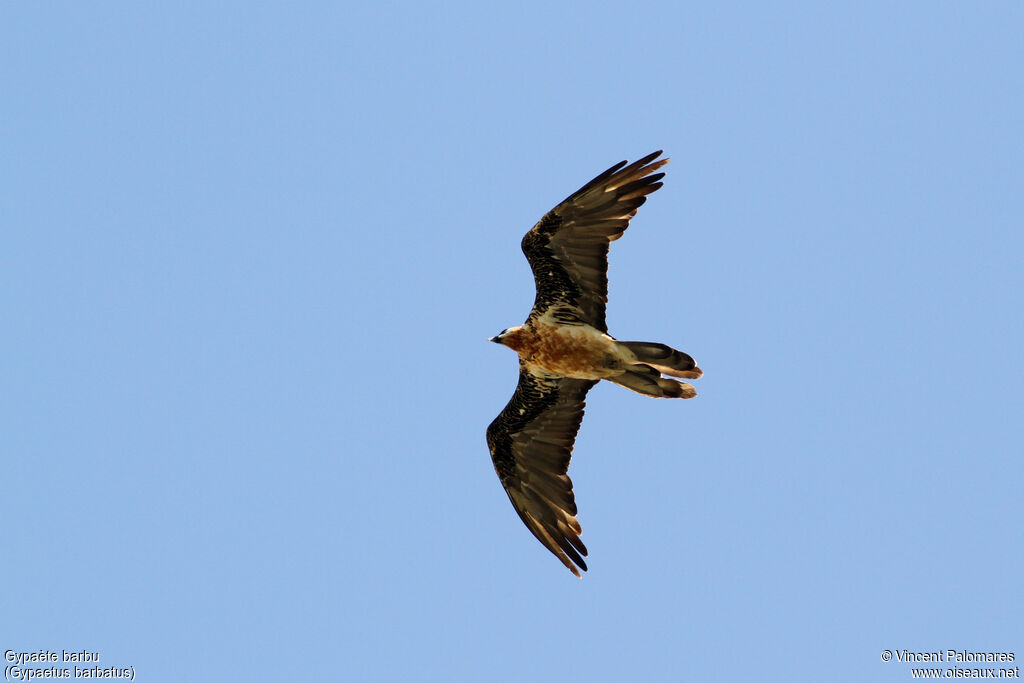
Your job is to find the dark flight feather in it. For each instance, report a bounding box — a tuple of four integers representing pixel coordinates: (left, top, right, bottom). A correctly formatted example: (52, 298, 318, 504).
(521, 150, 668, 332)
(486, 369, 597, 577)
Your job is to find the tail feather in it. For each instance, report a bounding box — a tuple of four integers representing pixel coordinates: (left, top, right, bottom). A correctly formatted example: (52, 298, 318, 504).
(620, 341, 702, 379)
(608, 364, 697, 399)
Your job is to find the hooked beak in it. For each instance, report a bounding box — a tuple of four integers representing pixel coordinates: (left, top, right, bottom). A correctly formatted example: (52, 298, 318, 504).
(488, 336, 501, 343)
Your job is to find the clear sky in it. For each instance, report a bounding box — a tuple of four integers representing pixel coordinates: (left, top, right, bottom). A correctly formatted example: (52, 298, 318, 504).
(3, 2, 1021, 682)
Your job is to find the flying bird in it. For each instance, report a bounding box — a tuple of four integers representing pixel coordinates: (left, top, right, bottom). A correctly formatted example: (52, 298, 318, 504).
(487, 151, 702, 577)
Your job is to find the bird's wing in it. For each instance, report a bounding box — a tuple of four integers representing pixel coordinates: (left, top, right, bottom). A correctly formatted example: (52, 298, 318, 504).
(522, 151, 668, 332)
(486, 367, 598, 577)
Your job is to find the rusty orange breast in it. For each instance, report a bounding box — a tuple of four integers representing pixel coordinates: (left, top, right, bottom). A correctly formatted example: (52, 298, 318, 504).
(506, 323, 617, 379)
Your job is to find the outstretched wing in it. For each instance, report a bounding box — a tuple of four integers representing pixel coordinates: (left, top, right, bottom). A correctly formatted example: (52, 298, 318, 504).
(522, 151, 669, 332)
(486, 368, 598, 577)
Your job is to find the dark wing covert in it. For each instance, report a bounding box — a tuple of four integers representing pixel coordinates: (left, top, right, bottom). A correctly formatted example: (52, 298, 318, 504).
(486, 368, 598, 577)
(522, 151, 668, 332)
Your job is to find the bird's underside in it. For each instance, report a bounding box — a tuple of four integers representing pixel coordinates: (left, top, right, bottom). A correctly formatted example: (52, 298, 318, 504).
(486, 151, 702, 577)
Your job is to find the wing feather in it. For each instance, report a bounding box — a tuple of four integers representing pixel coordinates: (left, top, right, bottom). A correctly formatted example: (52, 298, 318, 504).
(521, 151, 668, 331)
(486, 368, 597, 577)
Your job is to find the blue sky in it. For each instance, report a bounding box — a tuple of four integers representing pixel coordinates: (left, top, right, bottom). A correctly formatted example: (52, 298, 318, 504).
(3, 2, 1021, 681)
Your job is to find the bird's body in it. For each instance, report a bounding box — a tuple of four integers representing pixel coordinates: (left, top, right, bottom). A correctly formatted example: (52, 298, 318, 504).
(487, 151, 702, 577)
(498, 316, 626, 380)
